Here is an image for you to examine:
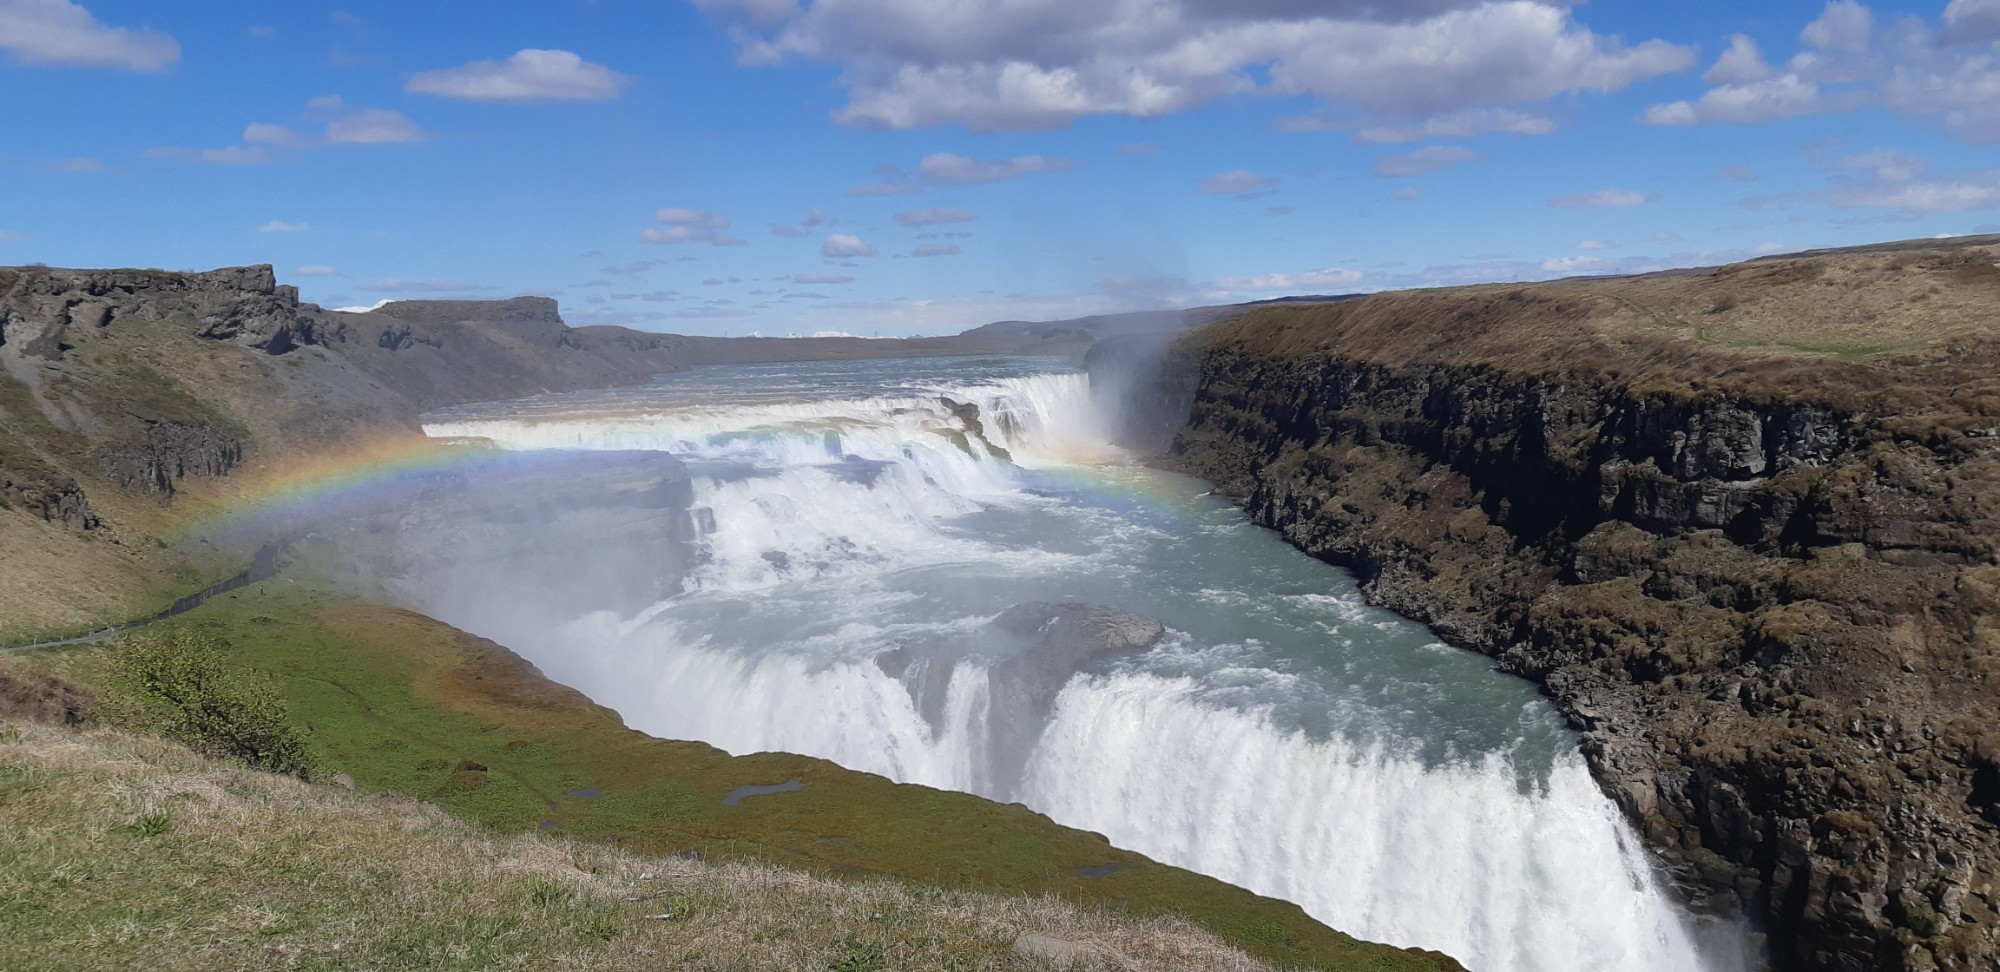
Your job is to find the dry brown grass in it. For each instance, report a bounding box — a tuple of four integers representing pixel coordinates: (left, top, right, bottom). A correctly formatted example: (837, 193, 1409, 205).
(0, 720, 1284, 972)
(1205, 237, 2000, 415)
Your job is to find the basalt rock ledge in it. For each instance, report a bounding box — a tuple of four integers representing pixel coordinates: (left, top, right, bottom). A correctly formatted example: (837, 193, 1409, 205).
(1093, 236, 2000, 972)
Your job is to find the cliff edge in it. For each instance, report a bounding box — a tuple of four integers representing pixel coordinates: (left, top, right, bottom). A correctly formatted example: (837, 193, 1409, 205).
(1102, 235, 2000, 972)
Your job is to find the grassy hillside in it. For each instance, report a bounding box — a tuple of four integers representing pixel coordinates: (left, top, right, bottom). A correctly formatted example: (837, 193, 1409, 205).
(14, 582, 1459, 972)
(0, 720, 1291, 972)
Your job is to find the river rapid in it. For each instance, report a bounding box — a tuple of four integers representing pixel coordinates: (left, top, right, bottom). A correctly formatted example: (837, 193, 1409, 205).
(420, 355, 1752, 972)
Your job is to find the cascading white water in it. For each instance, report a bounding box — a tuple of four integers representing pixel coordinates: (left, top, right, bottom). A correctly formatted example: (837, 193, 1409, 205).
(420, 357, 1746, 972)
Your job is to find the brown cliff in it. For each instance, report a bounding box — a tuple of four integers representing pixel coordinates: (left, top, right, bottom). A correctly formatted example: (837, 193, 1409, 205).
(1097, 235, 2000, 972)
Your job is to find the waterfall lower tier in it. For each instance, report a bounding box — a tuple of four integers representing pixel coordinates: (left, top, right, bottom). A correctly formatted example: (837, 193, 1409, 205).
(416, 357, 1749, 972)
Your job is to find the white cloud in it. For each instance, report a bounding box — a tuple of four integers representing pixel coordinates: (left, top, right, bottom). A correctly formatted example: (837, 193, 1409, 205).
(1198, 169, 1281, 198)
(1704, 34, 1774, 85)
(697, 0, 1692, 131)
(48, 155, 102, 172)
(822, 233, 878, 258)
(1943, 0, 2000, 43)
(324, 108, 428, 145)
(153, 98, 432, 163)
(895, 207, 977, 226)
(919, 152, 1076, 183)
(0, 0, 179, 70)
(1801, 0, 1873, 53)
(787, 272, 855, 284)
(1347, 107, 1556, 143)
(1841, 148, 1924, 182)
(258, 220, 309, 233)
(1210, 267, 1366, 296)
(1642, 3, 2000, 143)
(1391, 187, 1421, 200)
(406, 49, 631, 102)
(293, 265, 341, 277)
(1642, 73, 1820, 126)
(1373, 144, 1482, 177)
(1572, 239, 1613, 251)
(642, 208, 745, 246)
(1549, 188, 1651, 207)
(0, 229, 29, 243)
(911, 243, 961, 257)
(243, 123, 311, 148)
(1829, 175, 2000, 212)
(1541, 255, 1607, 273)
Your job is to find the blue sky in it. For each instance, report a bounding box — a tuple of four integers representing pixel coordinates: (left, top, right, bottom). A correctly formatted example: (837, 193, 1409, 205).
(3, 0, 1999, 336)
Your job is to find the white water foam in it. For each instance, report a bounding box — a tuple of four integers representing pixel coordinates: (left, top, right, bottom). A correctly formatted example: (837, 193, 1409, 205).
(421, 367, 1741, 972)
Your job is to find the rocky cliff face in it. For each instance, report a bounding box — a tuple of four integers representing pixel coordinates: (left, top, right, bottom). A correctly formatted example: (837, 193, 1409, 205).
(1097, 240, 2000, 972)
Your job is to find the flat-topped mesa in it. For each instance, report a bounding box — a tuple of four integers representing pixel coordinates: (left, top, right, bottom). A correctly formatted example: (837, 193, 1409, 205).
(367, 295, 564, 328)
(1100, 235, 2000, 972)
(0, 263, 313, 357)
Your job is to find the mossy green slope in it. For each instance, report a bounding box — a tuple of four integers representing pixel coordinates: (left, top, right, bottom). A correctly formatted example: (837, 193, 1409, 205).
(27, 581, 1458, 972)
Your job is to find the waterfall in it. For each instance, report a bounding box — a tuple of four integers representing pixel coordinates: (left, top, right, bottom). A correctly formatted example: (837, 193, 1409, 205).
(420, 361, 1744, 972)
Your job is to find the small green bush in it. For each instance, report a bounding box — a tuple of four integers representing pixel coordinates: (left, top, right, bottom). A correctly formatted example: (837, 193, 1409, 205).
(96, 629, 316, 779)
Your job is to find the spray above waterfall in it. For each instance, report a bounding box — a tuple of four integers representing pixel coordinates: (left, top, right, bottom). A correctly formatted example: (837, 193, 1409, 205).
(409, 355, 1749, 972)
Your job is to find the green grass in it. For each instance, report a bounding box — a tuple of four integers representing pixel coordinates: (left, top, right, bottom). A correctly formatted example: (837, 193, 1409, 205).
(20, 581, 1458, 972)
(0, 721, 1309, 972)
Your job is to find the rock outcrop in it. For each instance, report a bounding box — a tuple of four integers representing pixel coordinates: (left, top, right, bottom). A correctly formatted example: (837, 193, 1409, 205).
(1097, 237, 2000, 972)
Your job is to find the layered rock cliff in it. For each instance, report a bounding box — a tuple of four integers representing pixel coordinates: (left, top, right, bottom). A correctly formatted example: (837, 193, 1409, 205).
(1097, 237, 2000, 972)
(0, 265, 699, 531)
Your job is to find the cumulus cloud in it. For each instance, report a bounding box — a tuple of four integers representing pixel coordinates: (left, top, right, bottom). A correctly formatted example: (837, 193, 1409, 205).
(695, 0, 1692, 132)
(895, 207, 977, 227)
(1198, 169, 1281, 199)
(1392, 187, 1422, 200)
(1549, 188, 1651, 207)
(787, 272, 855, 284)
(911, 243, 961, 257)
(258, 220, 309, 233)
(406, 49, 631, 102)
(1704, 34, 1774, 85)
(642, 208, 745, 246)
(293, 265, 341, 277)
(148, 97, 430, 163)
(0, 0, 179, 70)
(1643, 2, 2000, 142)
(1943, 0, 2000, 44)
(822, 233, 878, 258)
(1801, 0, 1873, 53)
(1373, 144, 1482, 177)
(1345, 107, 1557, 143)
(1573, 239, 1613, 251)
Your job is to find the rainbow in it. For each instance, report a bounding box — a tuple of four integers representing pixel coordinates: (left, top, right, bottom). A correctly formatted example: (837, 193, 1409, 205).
(182, 433, 513, 538)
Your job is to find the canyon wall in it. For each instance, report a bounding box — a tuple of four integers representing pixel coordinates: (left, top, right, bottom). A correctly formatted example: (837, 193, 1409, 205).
(1096, 238, 2000, 972)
